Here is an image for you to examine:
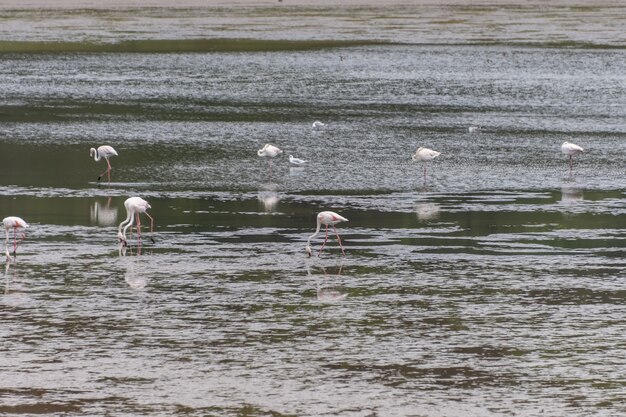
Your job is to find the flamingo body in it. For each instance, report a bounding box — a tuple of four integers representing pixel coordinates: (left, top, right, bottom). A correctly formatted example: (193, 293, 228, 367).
(561, 141, 584, 156)
(306, 211, 348, 257)
(412, 147, 441, 162)
(117, 197, 154, 245)
(412, 147, 441, 178)
(257, 144, 282, 158)
(561, 141, 584, 174)
(312, 121, 325, 129)
(468, 125, 481, 133)
(90, 145, 118, 182)
(289, 155, 307, 166)
(3, 216, 28, 259)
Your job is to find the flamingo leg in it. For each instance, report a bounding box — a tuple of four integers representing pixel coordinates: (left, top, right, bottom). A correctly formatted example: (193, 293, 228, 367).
(13, 227, 17, 254)
(333, 225, 346, 256)
(567, 155, 573, 176)
(136, 212, 142, 241)
(144, 212, 154, 234)
(318, 225, 330, 256)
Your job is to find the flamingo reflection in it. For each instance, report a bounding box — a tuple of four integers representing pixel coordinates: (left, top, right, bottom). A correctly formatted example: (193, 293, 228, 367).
(306, 261, 348, 303)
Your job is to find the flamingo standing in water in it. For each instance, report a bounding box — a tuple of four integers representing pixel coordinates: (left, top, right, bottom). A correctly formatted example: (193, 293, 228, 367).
(306, 211, 348, 257)
(412, 147, 441, 178)
(90, 145, 118, 182)
(117, 197, 154, 246)
(3, 216, 28, 260)
(561, 141, 584, 174)
(258, 144, 282, 179)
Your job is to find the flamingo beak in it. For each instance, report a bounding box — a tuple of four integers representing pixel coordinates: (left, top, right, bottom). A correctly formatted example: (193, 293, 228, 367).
(306, 245, 312, 257)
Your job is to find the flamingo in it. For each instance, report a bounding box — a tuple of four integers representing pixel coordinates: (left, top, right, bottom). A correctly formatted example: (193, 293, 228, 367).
(90, 145, 118, 182)
(561, 141, 584, 174)
(312, 121, 325, 130)
(306, 211, 348, 257)
(468, 125, 481, 133)
(258, 144, 282, 179)
(412, 147, 441, 178)
(289, 155, 307, 166)
(3, 216, 28, 260)
(117, 197, 154, 246)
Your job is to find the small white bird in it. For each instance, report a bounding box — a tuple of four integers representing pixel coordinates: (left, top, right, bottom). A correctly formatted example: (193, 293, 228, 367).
(561, 141, 584, 173)
(306, 211, 348, 257)
(468, 125, 481, 133)
(288, 155, 307, 166)
(117, 197, 154, 246)
(412, 147, 441, 178)
(89, 145, 118, 182)
(3, 216, 28, 260)
(312, 121, 325, 130)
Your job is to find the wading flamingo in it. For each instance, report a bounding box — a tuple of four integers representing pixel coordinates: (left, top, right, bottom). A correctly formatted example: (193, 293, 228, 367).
(289, 155, 307, 166)
(258, 144, 282, 179)
(312, 121, 325, 130)
(412, 147, 441, 178)
(3, 216, 28, 260)
(306, 211, 348, 257)
(117, 197, 154, 246)
(561, 141, 584, 174)
(90, 145, 118, 182)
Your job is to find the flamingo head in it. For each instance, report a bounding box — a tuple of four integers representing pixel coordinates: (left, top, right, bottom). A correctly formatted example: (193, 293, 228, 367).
(306, 245, 312, 257)
(117, 232, 127, 246)
(89, 148, 96, 157)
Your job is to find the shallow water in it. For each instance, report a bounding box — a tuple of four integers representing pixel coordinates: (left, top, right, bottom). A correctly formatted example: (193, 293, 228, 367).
(1, 2, 626, 417)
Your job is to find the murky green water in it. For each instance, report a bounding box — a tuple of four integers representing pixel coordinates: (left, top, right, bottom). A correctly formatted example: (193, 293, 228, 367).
(1, 2, 626, 416)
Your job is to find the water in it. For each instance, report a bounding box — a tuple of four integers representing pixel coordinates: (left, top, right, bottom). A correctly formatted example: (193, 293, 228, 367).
(1, 2, 626, 416)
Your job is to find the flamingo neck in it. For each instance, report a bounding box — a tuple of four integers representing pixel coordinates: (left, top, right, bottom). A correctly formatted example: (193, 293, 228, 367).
(118, 209, 134, 241)
(306, 218, 322, 247)
(90, 148, 101, 162)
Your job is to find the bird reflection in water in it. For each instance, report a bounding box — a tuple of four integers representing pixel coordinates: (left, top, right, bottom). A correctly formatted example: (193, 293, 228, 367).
(415, 202, 440, 222)
(119, 254, 149, 290)
(306, 261, 348, 303)
(3, 260, 31, 306)
(560, 187, 584, 204)
(90, 197, 118, 227)
(258, 183, 280, 212)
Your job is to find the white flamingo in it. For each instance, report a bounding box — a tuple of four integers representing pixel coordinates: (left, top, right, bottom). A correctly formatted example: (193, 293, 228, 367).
(312, 121, 325, 130)
(89, 145, 118, 182)
(117, 197, 154, 246)
(305, 211, 348, 257)
(3, 216, 28, 260)
(258, 143, 282, 172)
(412, 147, 441, 178)
(561, 141, 584, 174)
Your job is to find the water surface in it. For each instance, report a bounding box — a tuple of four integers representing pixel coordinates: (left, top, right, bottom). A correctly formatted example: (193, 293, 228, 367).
(1, 2, 626, 416)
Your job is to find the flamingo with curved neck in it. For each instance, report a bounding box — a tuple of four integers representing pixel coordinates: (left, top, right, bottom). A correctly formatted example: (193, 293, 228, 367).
(306, 211, 348, 257)
(117, 197, 154, 246)
(89, 145, 118, 182)
(3, 216, 28, 260)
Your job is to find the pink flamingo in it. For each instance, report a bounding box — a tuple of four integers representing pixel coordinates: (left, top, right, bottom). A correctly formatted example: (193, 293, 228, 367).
(3, 216, 28, 260)
(561, 141, 584, 174)
(306, 211, 348, 257)
(117, 197, 154, 246)
(258, 144, 282, 179)
(90, 145, 118, 182)
(412, 147, 441, 179)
